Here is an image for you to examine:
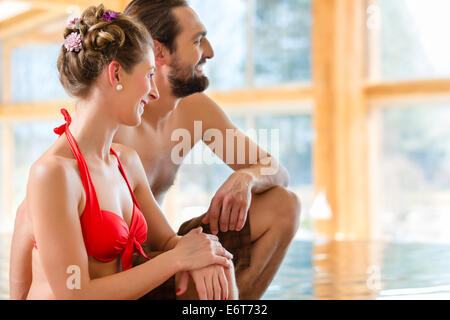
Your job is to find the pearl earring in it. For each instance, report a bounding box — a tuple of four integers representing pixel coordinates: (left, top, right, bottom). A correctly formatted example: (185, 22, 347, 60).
(116, 84, 123, 91)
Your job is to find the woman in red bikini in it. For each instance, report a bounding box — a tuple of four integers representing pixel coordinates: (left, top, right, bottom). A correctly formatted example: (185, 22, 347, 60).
(23, 4, 234, 299)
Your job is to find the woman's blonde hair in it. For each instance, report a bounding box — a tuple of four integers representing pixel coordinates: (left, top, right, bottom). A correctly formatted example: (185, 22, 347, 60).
(57, 4, 153, 97)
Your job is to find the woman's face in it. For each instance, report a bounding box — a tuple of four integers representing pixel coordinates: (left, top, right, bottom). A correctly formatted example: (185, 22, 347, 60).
(117, 48, 159, 126)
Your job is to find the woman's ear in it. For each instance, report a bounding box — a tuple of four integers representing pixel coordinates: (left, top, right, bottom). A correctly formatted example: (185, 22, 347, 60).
(153, 40, 171, 67)
(107, 61, 121, 88)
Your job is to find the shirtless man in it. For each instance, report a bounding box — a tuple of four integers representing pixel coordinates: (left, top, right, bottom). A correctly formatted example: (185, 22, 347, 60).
(10, 0, 301, 300)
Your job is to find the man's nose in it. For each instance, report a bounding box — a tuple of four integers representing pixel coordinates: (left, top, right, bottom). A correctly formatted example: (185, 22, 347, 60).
(203, 38, 214, 59)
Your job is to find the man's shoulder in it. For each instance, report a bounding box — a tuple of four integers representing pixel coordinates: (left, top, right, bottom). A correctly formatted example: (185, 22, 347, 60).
(111, 143, 140, 165)
(178, 92, 220, 115)
(177, 92, 231, 129)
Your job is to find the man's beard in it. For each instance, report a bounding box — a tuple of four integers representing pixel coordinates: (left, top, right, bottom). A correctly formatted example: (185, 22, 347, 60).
(168, 58, 210, 98)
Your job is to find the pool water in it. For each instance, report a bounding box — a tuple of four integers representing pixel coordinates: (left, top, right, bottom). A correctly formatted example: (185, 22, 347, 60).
(2, 233, 450, 300)
(263, 240, 450, 299)
(262, 238, 450, 299)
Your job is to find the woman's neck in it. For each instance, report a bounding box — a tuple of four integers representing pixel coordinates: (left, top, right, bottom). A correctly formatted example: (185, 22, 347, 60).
(68, 97, 119, 163)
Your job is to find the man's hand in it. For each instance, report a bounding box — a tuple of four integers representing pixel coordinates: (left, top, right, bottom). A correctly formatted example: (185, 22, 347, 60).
(202, 171, 253, 235)
(176, 265, 229, 300)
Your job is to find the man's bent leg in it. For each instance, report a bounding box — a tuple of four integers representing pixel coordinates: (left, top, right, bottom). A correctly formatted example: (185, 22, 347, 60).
(236, 186, 301, 300)
(177, 186, 301, 300)
(178, 213, 251, 274)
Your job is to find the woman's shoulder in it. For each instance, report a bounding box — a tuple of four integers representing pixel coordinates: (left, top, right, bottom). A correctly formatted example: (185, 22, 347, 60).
(30, 134, 80, 176)
(27, 153, 84, 225)
(29, 152, 79, 187)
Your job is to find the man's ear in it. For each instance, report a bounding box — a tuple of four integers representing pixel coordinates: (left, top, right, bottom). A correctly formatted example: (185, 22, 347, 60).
(107, 61, 121, 88)
(153, 39, 171, 66)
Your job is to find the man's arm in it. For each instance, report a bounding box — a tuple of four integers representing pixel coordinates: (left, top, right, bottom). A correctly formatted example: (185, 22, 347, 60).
(181, 92, 289, 190)
(179, 93, 290, 234)
(9, 201, 33, 299)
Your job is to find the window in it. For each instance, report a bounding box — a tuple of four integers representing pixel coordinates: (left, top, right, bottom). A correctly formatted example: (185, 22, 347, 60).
(189, 0, 247, 90)
(255, 112, 314, 236)
(190, 0, 312, 89)
(367, 0, 450, 243)
(12, 121, 59, 213)
(254, 114, 313, 186)
(253, 0, 311, 86)
(377, 102, 450, 242)
(11, 44, 67, 102)
(375, 0, 450, 80)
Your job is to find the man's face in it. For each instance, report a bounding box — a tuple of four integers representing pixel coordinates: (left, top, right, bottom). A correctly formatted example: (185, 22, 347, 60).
(168, 6, 214, 98)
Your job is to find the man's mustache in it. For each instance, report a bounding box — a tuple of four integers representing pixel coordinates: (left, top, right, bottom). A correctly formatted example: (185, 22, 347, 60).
(196, 59, 207, 68)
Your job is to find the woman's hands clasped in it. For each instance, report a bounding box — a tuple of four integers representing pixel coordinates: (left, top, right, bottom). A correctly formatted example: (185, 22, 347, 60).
(173, 227, 233, 271)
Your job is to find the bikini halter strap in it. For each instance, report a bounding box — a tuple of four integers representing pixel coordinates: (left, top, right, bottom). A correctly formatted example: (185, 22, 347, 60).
(53, 108, 72, 135)
(54, 108, 72, 136)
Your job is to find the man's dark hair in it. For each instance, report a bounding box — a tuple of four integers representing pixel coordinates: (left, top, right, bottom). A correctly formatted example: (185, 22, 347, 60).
(124, 0, 188, 53)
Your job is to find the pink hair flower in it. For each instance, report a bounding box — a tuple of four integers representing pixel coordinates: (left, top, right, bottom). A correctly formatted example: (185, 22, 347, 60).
(64, 32, 82, 52)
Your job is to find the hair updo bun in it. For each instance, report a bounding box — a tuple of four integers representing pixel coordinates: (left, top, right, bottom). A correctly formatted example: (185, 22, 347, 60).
(57, 4, 153, 97)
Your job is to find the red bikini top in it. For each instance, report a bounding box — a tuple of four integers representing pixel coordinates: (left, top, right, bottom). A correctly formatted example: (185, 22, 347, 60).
(34, 109, 150, 271)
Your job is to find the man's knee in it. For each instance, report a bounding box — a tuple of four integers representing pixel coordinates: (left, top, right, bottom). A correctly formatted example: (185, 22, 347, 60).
(267, 186, 301, 237)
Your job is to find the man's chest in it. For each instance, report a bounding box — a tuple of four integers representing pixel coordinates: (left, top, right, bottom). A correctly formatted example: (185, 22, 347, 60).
(116, 122, 194, 197)
(140, 144, 180, 196)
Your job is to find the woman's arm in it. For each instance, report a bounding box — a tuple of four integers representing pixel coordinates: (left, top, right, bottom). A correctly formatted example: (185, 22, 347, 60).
(9, 201, 33, 299)
(27, 158, 231, 300)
